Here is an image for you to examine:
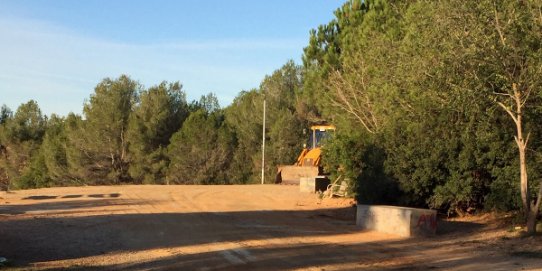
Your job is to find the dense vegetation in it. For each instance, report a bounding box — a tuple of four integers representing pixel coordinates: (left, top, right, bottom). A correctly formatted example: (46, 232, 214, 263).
(1, 0, 541, 232)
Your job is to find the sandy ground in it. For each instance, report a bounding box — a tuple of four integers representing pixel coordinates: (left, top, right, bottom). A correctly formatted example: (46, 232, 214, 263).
(0, 185, 541, 270)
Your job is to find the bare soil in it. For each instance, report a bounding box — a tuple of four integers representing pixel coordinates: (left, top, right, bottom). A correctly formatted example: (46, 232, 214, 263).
(0, 185, 541, 270)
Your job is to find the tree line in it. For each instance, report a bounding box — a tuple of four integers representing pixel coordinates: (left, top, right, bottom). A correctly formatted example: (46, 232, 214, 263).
(0, 62, 306, 189)
(1, 0, 541, 233)
(304, 0, 542, 234)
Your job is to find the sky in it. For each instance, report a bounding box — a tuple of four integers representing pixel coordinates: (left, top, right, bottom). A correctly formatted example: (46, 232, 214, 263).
(0, 0, 341, 116)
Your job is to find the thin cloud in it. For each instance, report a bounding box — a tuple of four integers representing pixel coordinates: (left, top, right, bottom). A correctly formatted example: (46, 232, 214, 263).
(0, 16, 301, 116)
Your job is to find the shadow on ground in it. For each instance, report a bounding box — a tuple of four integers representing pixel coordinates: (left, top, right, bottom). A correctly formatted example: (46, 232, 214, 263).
(51, 240, 533, 271)
(22, 193, 122, 201)
(1, 197, 538, 270)
(22, 195, 59, 200)
(1, 200, 358, 265)
(0, 198, 139, 215)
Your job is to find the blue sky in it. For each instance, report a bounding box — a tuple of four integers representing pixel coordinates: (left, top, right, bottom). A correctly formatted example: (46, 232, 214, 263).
(0, 0, 341, 116)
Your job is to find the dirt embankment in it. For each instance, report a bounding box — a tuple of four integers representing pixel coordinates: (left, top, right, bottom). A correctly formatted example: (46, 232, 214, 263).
(0, 185, 541, 270)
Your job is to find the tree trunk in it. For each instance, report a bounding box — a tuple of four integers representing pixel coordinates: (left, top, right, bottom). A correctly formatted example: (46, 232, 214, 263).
(512, 86, 530, 220)
(527, 180, 542, 235)
(499, 84, 536, 234)
(517, 135, 530, 219)
(526, 208, 538, 235)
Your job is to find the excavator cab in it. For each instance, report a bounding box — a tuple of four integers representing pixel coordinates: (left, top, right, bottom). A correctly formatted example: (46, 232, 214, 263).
(308, 125, 335, 149)
(276, 124, 335, 185)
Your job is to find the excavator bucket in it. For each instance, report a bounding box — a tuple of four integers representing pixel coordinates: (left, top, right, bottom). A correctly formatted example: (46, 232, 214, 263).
(276, 165, 320, 185)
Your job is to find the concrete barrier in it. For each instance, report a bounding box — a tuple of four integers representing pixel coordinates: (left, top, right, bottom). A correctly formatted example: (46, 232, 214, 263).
(356, 204, 437, 237)
(299, 176, 330, 193)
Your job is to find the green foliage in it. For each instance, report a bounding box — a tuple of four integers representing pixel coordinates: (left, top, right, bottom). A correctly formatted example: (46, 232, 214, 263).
(322, 131, 399, 205)
(127, 81, 188, 184)
(37, 114, 88, 186)
(17, 150, 51, 189)
(167, 110, 233, 184)
(71, 75, 140, 184)
(260, 61, 307, 181)
(0, 105, 12, 190)
(41, 115, 68, 178)
(224, 90, 263, 183)
(0, 105, 12, 125)
(225, 61, 307, 183)
(304, 0, 542, 215)
(0, 101, 47, 189)
(5, 100, 47, 142)
(189, 93, 221, 113)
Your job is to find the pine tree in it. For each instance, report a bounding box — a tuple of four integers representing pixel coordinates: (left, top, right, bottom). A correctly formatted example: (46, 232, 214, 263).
(71, 75, 140, 184)
(128, 81, 188, 184)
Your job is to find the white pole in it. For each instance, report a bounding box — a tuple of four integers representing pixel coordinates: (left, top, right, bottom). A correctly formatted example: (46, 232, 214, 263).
(261, 98, 266, 184)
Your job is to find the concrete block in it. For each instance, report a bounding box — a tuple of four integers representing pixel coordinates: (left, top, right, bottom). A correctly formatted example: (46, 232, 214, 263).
(299, 177, 314, 193)
(299, 176, 330, 193)
(356, 204, 437, 237)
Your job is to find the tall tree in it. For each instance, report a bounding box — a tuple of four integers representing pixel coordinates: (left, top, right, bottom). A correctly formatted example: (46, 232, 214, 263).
(34, 113, 89, 186)
(127, 81, 188, 184)
(302, 0, 383, 122)
(305, 0, 540, 219)
(225, 61, 307, 183)
(261, 61, 306, 181)
(0, 105, 12, 190)
(167, 109, 233, 184)
(191, 93, 221, 113)
(453, 0, 542, 233)
(224, 90, 262, 183)
(0, 105, 12, 125)
(0, 101, 46, 189)
(72, 75, 140, 184)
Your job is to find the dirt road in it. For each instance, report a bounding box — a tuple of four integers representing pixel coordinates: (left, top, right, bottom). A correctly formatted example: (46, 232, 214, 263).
(0, 185, 541, 270)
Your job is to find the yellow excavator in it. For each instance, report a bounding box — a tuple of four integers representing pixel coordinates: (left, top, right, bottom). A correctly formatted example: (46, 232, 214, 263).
(275, 124, 336, 185)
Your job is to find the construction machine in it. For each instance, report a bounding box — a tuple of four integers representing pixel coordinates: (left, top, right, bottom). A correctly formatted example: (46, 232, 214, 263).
(275, 124, 336, 185)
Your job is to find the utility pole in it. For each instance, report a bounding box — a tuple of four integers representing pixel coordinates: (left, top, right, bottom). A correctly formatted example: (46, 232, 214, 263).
(261, 97, 266, 184)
